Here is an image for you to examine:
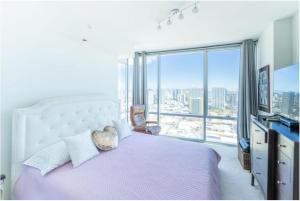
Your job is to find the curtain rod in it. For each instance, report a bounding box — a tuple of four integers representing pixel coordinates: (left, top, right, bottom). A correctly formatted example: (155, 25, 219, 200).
(137, 39, 258, 55)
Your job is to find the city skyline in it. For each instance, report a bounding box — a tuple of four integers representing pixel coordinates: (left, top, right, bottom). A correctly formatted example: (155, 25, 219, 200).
(119, 49, 240, 144)
(147, 87, 238, 112)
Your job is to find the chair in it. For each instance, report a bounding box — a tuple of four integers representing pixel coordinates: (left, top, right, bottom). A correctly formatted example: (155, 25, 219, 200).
(130, 105, 161, 135)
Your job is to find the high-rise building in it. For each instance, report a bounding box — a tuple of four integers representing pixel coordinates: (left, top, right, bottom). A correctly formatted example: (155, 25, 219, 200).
(226, 91, 238, 108)
(179, 93, 186, 104)
(212, 87, 226, 109)
(172, 89, 180, 100)
(281, 92, 295, 116)
(189, 97, 203, 114)
(161, 89, 172, 103)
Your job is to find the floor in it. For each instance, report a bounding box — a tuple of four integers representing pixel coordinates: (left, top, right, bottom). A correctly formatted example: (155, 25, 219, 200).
(206, 142, 264, 200)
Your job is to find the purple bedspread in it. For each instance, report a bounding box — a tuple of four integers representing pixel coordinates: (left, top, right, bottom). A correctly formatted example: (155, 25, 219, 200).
(15, 133, 221, 200)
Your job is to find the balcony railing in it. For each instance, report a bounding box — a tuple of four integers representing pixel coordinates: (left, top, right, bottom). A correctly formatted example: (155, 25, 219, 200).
(148, 112, 237, 145)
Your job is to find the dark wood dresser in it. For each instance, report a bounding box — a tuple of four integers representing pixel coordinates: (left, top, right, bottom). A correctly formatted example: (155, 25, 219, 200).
(250, 115, 299, 200)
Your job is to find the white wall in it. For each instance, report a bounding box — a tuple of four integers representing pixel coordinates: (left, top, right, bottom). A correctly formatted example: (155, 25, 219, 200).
(274, 18, 293, 69)
(256, 23, 274, 115)
(292, 12, 299, 64)
(257, 12, 299, 114)
(257, 23, 274, 69)
(1, 3, 118, 199)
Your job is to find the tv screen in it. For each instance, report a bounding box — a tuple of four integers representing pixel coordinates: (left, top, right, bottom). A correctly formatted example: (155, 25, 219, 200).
(272, 64, 299, 121)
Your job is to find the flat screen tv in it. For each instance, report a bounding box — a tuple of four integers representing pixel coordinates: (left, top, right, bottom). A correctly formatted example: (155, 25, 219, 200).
(272, 64, 299, 121)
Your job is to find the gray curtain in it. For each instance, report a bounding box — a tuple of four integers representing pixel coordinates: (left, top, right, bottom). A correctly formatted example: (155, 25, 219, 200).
(132, 52, 147, 106)
(237, 39, 258, 141)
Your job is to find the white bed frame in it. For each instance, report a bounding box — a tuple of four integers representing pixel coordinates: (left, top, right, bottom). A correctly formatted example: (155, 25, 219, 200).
(11, 95, 119, 193)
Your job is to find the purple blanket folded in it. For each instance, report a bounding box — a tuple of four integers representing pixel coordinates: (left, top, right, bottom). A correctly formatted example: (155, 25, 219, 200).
(15, 132, 221, 200)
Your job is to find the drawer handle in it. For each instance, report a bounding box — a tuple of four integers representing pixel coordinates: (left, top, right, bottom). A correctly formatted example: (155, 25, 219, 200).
(278, 144, 286, 148)
(277, 160, 286, 165)
(277, 180, 286, 185)
(256, 142, 262, 144)
(256, 156, 262, 160)
(255, 172, 261, 175)
(254, 129, 260, 132)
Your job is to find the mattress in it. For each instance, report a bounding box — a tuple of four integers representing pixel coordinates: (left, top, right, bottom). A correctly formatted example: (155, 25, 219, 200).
(14, 132, 221, 200)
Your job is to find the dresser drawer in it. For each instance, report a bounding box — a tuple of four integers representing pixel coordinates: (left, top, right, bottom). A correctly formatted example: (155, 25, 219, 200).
(251, 123, 267, 143)
(253, 162, 268, 196)
(276, 151, 293, 200)
(277, 134, 293, 157)
(252, 127, 268, 163)
(251, 121, 269, 198)
(252, 147, 267, 169)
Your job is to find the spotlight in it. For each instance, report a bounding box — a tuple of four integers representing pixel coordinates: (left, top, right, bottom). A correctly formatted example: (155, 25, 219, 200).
(192, 3, 199, 13)
(157, 23, 162, 30)
(178, 12, 184, 20)
(167, 18, 172, 25)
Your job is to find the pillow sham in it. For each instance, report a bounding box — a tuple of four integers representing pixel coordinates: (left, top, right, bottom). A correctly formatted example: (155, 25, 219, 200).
(24, 141, 70, 176)
(62, 130, 99, 168)
(113, 119, 132, 140)
(92, 126, 118, 151)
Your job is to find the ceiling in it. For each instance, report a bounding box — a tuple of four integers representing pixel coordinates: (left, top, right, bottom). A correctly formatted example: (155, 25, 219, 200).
(2, 1, 299, 58)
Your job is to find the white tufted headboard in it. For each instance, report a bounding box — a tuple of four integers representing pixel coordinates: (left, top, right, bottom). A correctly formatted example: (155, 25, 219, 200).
(11, 95, 119, 190)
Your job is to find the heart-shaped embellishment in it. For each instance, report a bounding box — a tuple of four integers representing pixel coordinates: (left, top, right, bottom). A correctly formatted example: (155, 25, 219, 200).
(92, 127, 118, 151)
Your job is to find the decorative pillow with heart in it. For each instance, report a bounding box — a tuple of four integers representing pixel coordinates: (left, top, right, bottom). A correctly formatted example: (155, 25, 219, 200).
(92, 126, 118, 151)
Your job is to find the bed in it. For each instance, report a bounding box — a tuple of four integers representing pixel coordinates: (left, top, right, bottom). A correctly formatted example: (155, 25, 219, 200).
(12, 95, 221, 200)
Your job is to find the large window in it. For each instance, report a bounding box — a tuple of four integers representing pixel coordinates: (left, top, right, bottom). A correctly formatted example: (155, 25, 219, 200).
(146, 47, 240, 144)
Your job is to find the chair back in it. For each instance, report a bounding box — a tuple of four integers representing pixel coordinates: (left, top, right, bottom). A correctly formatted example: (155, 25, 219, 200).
(130, 105, 146, 127)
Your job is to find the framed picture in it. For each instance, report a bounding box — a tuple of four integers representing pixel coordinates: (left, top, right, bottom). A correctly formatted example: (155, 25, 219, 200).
(258, 65, 270, 113)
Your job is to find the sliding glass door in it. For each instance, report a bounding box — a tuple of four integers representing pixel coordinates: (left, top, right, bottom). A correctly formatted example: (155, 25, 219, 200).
(146, 46, 240, 144)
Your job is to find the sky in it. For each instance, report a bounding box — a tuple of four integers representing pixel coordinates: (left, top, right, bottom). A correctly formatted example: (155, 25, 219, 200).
(147, 49, 240, 91)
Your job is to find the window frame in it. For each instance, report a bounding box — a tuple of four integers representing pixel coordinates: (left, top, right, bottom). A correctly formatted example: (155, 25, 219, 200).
(145, 45, 241, 145)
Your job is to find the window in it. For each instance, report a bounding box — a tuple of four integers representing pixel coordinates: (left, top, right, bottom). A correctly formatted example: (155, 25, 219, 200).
(146, 56, 158, 122)
(208, 49, 240, 117)
(206, 49, 240, 143)
(146, 46, 240, 144)
(160, 52, 204, 115)
(118, 59, 133, 120)
(118, 60, 127, 119)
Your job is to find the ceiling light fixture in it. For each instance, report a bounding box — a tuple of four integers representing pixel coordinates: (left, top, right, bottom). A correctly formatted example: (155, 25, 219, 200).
(156, 1, 199, 30)
(167, 18, 172, 25)
(178, 12, 184, 20)
(157, 23, 162, 30)
(192, 3, 199, 13)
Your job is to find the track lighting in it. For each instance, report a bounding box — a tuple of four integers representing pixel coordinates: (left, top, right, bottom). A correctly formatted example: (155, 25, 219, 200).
(192, 3, 199, 13)
(156, 1, 199, 30)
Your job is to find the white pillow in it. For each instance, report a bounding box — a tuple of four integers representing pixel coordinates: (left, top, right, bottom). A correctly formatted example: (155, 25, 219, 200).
(24, 141, 70, 176)
(113, 119, 132, 140)
(62, 130, 99, 168)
